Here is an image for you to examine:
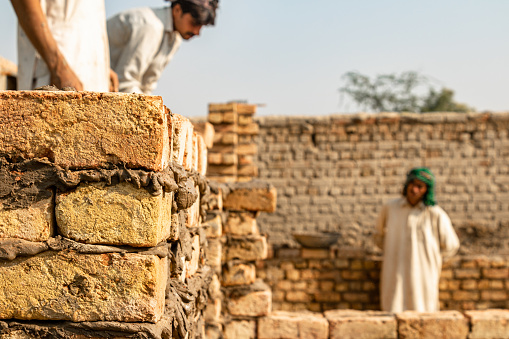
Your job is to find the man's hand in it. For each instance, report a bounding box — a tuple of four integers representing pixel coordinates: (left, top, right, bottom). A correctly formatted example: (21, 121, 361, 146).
(49, 57, 83, 90)
(109, 69, 119, 92)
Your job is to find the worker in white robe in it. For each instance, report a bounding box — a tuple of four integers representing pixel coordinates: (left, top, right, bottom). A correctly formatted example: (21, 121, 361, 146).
(11, 0, 115, 91)
(375, 167, 460, 312)
(107, 0, 218, 95)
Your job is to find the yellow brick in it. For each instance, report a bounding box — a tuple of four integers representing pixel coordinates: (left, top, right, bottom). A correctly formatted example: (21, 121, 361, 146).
(0, 91, 169, 171)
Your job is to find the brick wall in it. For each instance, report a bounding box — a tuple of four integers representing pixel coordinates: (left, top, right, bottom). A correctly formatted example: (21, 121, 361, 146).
(255, 112, 509, 255)
(258, 249, 509, 313)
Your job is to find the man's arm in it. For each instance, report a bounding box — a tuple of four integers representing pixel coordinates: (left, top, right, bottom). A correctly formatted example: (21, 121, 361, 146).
(11, 0, 83, 90)
(374, 204, 388, 250)
(437, 209, 460, 258)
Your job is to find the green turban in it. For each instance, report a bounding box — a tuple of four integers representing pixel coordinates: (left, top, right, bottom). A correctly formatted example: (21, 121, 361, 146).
(405, 167, 436, 206)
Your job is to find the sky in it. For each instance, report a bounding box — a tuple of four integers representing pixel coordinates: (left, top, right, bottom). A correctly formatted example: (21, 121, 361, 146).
(0, 1, 508, 118)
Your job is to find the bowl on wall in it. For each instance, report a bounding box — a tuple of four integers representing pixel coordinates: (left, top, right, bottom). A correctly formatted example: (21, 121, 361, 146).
(292, 231, 340, 248)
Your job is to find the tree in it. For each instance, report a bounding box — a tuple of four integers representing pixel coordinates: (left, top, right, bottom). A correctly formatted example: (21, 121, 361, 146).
(339, 71, 473, 113)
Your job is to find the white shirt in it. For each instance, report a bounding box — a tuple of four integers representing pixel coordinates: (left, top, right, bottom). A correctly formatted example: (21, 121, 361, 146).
(375, 197, 460, 312)
(107, 7, 182, 95)
(17, 0, 110, 91)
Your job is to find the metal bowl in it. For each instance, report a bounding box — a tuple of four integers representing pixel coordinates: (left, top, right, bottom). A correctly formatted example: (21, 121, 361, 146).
(292, 231, 340, 248)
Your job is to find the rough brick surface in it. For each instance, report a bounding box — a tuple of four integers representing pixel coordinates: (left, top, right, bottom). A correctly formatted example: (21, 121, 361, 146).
(171, 113, 193, 166)
(0, 195, 53, 242)
(325, 310, 397, 339)
(224, 320, 256, 339)
(0, 91, 169, 171)
(224, 236, 268, 261)
(228, 281, 272, 317)
(396, 311, 469, 339)
(465, 309, 509, 339)
(222, 182, 277, 212)
(258, 311, 329, 339)
(224, 211, 259, 235)
(0, 251, 167, 322)
(222, 263, 256, 286)
(55, 182, 172, 247)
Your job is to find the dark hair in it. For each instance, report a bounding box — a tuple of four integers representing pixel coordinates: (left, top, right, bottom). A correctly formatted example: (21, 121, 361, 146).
(171, 0, 218, 26)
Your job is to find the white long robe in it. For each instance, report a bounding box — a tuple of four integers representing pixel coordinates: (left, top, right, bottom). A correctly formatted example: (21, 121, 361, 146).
(17, 0, 110, 91)
(375, 197, 460, 312)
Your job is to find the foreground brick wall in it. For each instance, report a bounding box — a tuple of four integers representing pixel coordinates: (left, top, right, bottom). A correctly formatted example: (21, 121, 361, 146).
(0, 90, 210, 338)
(255, 112, 509, 254)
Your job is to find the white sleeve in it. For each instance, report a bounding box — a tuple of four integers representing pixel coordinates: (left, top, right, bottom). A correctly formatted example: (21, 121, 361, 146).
(108, 12, 163, 94)
(437, 208, 460, 258)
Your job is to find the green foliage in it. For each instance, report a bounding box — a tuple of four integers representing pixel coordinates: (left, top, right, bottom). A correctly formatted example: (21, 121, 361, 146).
(339, 71, 474, 113)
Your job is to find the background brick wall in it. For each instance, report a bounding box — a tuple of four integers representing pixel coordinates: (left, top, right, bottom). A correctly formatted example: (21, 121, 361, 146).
(257, 250, 509, 312)
(254, 112, 509, 256)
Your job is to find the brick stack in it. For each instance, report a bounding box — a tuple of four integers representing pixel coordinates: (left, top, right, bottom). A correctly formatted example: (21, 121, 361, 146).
(0, 90, 210, 338)
(0, 56, 17, 90)
(203, 181, 277, 339)
(207, 102, 259, 182)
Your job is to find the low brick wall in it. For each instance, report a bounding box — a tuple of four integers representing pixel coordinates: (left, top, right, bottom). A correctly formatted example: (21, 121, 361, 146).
(258, 248, 509, 312)
(254, 309, 509, 339)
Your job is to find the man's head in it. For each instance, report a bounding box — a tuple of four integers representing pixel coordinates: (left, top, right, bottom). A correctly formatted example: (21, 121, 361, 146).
(402, 167, 436, 206)
(169, 0, 218, 40)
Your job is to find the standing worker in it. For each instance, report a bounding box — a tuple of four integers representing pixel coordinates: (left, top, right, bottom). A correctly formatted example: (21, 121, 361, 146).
(107, 0, 218, 95)
(11, 0, 117, 91)
(375, 167, 460, 312)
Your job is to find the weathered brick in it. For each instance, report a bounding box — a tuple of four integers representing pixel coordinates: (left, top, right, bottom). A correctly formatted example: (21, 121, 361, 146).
(185, 234, 200, 278)
(301, 248, 331, 259)
(465, 309, 509, 339)
(258, 311, 328, 339)
(0, 91, 170, 170)
(224, 236, 268, 261)
(286, 291, 312, 303)
(192, 120, 215, 149)
(224, 320, 256, 339)
(55, 182, 172, 247)
(0, 195, 53, 242)
(453, 290, 479, 301)
(325, 310, 397, 339)
(222, 263, 256, 286)
(222, 182, 277, 212)
(203, 213, 222, 238)
(482, 268, 508, 279)
(0, 251, 167, 322)
(237, 104, 257, 115)
(396, 311, 469, 339)
(480, 290, 507, 301)
(228, 281, 272, 316)
(455, 268, 480, 279)
(185, 185, 201, 229)
(224, 211, 259, 235)
(204, 298, 221, 323)
(206, 238, 222, 270)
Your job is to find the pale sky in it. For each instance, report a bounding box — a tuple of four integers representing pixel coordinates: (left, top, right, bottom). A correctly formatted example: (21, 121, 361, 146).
(1, 1, 508, 117)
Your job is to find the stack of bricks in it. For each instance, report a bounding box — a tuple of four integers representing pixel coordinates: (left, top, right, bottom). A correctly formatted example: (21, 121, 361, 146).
(0, 90, 210, 338)
(0, 56, 17, 90)
(258, 249, 509, 313)
(203, 181, 277, 339)
(207, 102, 259, 182)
